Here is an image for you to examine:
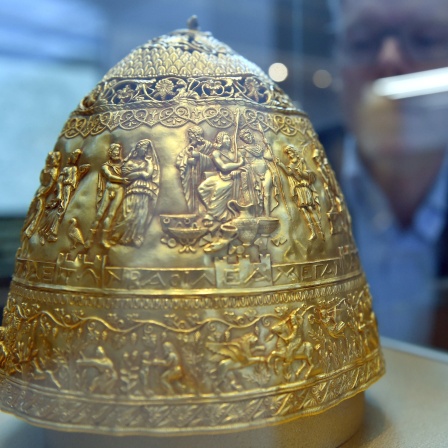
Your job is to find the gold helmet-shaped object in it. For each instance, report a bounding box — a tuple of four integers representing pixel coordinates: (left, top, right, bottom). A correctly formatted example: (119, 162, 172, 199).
(0, 19, 384, 448)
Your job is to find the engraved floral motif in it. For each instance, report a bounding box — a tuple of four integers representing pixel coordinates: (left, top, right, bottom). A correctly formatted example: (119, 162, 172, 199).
(76, 75, 292, 115)
(116, 85, 136, 103)
(244, 76, 270, 103)
(153, 78, 176, 100)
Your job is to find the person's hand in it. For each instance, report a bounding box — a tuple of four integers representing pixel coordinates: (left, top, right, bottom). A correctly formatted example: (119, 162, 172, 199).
(127, 172, 139, 181)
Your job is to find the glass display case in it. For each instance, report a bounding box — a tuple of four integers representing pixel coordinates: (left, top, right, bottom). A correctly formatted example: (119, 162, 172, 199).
(0, 0, 448, 446)
(1, 0, 448, 350)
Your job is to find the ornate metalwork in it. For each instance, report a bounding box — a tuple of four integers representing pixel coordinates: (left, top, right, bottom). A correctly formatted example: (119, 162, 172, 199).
(0, 19, 384, 440)
(61, 106, 307, 139)
(1, 279, 381, 434)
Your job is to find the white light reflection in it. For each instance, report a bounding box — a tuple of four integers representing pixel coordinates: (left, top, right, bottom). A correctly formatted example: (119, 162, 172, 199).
(268, 62, 288, 82)
(373, 67, 448, 100)
(312, 69, 332, 89)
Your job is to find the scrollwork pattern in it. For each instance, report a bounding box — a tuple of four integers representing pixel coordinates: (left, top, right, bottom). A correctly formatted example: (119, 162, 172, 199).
(76, 77, 294, 120)
(62, 105, 306, 139)
(78, 76, 285, 112)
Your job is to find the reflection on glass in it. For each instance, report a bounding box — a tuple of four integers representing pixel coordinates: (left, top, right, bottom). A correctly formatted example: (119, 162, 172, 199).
(322, 0, 448, 349)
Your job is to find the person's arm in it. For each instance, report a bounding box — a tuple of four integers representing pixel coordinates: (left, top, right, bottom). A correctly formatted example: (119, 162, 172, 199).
(263, 144, 273, 161)
(102, 164, 127, 183)
(127, 160, 154, 180)
(276, 158, 290, 174)
(212, 150, 244, 173)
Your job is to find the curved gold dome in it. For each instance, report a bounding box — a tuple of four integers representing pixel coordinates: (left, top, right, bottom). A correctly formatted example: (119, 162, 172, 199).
(103, 26, 271, 79)
(0, 19, 384, 445)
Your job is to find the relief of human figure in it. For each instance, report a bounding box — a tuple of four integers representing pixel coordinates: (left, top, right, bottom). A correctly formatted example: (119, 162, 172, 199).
(269, 308, 314, 381)
(120, 350, 140, 394)
(76, 346, 118, 394)
(198, 131, 244, 224)
(238, 128, 279, 216)
(111, 138, 160, 248)
(38, 148, 90, 244)
(86, 143, 128, 249)
(311, 140, 352, 236)
(57, 148, 90, 213)
(151, 341, 185, 395)
(22, 150, 61, 240)
(311, 143, 341, 211)
(176, 126, 214, 213)
(140, 351, 156, 395)
(38, 198, 63, 244)
(277, 144, 324, 241)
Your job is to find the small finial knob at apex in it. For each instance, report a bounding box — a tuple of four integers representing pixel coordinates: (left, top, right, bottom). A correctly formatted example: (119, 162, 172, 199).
(187, 15, 199, 31)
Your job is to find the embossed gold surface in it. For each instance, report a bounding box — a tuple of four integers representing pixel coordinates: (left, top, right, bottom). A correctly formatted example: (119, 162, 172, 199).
(0, 19, 384, 443)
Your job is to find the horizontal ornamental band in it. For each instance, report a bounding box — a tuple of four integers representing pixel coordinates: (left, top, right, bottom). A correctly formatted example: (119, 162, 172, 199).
(0, 355, 382, 435)
(13, 247, 361, 293)
(1, 275, 383, 435)
(76, 76, 297, 113)
(62, 104, 306, 139)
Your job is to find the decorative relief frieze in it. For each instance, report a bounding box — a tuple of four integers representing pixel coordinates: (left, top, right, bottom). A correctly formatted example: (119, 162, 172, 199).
(0, 278, 382, 433)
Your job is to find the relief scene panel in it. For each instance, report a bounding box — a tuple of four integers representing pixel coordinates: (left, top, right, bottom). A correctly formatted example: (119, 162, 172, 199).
(16, 107, 355, 293)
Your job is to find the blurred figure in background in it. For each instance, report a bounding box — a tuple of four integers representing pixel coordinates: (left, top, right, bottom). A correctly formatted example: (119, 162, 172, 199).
(321, 0, 448, 348)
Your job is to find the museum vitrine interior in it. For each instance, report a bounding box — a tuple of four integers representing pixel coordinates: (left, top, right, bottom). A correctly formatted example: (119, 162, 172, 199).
(0, 0, 447, 447)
